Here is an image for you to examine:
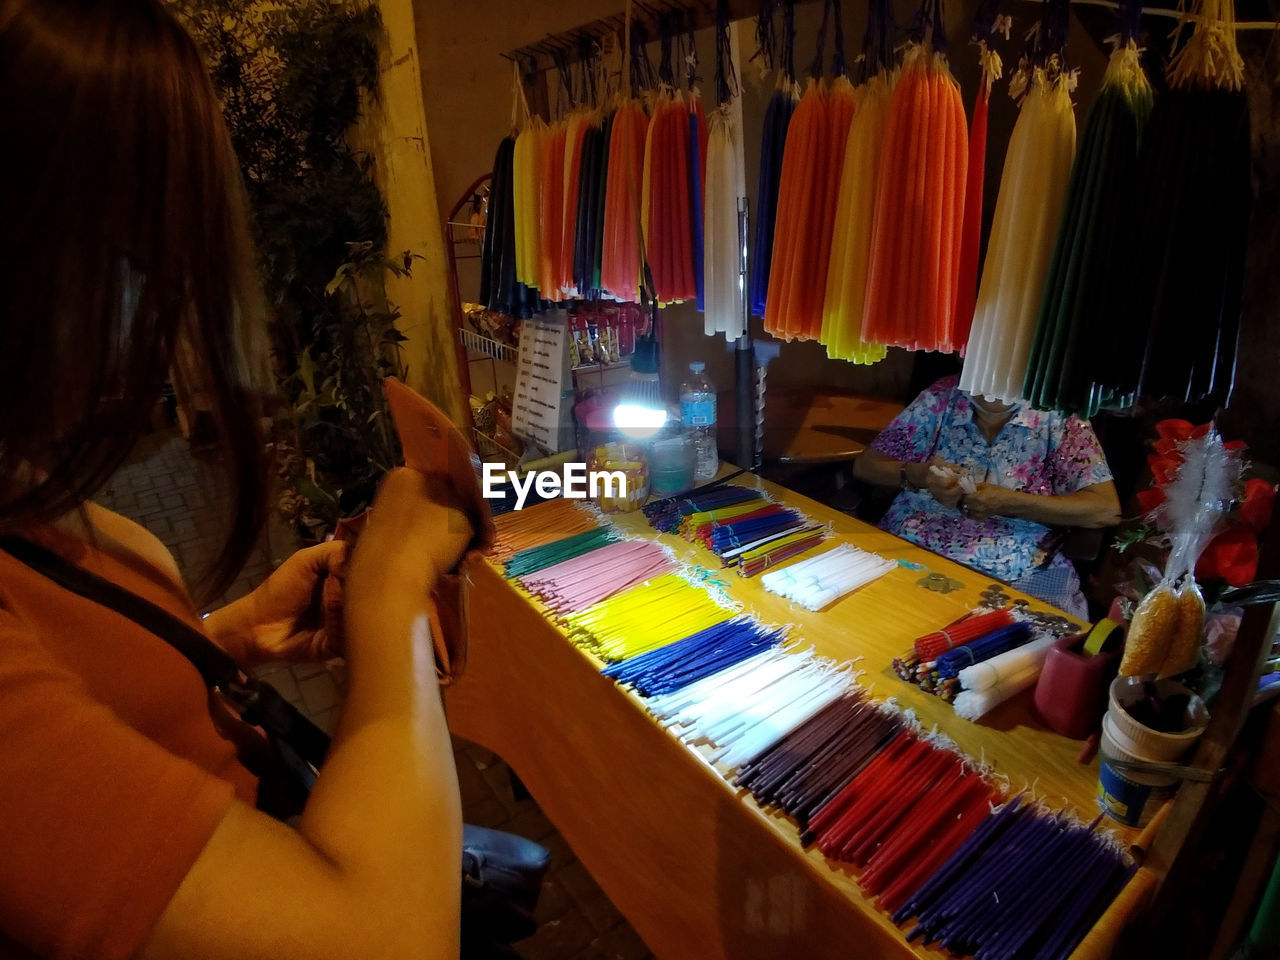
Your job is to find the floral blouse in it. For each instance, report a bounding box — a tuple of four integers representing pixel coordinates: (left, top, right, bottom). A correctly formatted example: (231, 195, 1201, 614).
(871, 375, 1113, 587)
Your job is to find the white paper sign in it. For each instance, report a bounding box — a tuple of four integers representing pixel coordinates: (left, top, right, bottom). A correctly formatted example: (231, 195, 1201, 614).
(510, 316, 566, 451)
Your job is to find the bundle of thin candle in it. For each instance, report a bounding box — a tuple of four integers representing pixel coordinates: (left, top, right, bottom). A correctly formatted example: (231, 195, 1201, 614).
(934, 622, 1033, 679)
(603, 617, 786, 696)
(893, 797, 1134, 959)
(915, 608, 1016, 659)
(1099, 0, 1248, 411)
(645, 483, 827, 576)
(579, 600, 1131, 954)
(518, 539, 676, 615)
(762, 5, 856, 343)
(960, 0, 1077, 402)
(702, 0, 746, 339)
(859, 0, 968, 354)
(643, 483, 764, 533)
(490, 498, 602, 562)
(803, 729, 998, 901)
(817, 0, 892, 365)
(644, 646, 851, 769)
(953, 0, 1005, 346)
(1022, 4, 1153, 416)
(561, 572, 736, 661)
(953, 632, 1057, 721)
(503, 525, 621, 578)
(761, 543, 895, 610)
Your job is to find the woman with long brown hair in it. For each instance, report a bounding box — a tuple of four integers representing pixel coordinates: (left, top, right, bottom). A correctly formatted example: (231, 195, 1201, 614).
(0, 1, 470, 957)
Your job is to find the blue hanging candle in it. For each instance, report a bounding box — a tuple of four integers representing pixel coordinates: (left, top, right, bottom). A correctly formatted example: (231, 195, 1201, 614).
(748, 0, 798, 318)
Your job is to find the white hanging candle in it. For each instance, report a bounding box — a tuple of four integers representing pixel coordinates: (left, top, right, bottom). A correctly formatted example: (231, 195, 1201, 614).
(960, 63, 1076, 403)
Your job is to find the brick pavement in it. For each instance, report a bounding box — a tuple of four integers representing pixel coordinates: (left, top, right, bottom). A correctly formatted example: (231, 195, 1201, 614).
(97, 427, 653, 960)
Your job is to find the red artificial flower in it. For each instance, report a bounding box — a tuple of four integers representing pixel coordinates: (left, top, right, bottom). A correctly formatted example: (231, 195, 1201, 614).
(1239, 478, 1277, 532)
(1147, 453, 1183, 485)
(1155, 419, 1196, 441)
(1197, 521, 1260, 587)
(1136, 487, 1166, 514)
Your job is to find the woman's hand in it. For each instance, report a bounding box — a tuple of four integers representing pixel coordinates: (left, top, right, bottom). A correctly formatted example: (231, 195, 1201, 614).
(204, 541, 348, 667)
(343, 468, 473, 639)
(960, 480, 1121, 528)
(924, 457, 967, 510)
(959, 483, 1009, 522)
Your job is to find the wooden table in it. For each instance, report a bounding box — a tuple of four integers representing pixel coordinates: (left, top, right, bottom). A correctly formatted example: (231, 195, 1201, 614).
(445, 470, 1160, 959)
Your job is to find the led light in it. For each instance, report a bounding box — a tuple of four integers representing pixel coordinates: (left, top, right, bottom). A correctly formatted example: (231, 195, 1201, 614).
(613, 403, 668, 440)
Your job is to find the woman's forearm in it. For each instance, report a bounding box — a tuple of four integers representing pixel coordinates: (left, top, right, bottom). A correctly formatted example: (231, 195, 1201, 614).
(296, 581, 461, 953)
(991, 482, 1121, 529)
(854, 448, 930, 490)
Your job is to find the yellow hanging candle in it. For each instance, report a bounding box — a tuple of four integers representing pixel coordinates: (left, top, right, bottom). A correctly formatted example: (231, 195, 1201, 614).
(820, 71, 892, 364)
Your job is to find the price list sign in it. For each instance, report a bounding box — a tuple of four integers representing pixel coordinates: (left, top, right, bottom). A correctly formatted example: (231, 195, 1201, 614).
(510, 316, 566, 451)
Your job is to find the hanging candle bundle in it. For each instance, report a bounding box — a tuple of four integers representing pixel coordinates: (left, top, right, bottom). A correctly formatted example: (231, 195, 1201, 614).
(703, 0, 748, 339)
(1022, 1, 1154, 415)
(490, 498, 601, 562)
(860, 0, 968, 353)
(1100, 0, 1250, 410)
(682, 23, 709, 311)
(480, 131, 543, 318)
(893, 797, 1134, 959)
(600, 34, 651, 303)
(641, 31, 697, 305)
(748, 0, 799, 319)
(519, 539, 676, 615)
(818, 0, 893, 364)
(512, 116, 547, 295)
(644, 647, 852, 768)
(952, 632, 1056, 720)
(761, 543, 896, 610)
(763, 0, 856, 342)
(562, 573, 735, 661)
(557, 52, 595, 299)
(603, 617, 786, 696)
(537, 118, 568, 301)
(953, 0, 1008, 346)
(503, 525, 620, 578)
(573, 110, 612, 298)
(960, 0, 1077, 402)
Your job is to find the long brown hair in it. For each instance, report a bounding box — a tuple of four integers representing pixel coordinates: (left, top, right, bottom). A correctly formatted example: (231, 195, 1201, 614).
(0, 0, 268, 601)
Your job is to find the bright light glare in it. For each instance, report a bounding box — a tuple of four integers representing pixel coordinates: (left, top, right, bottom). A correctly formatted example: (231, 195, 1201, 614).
(613, 403, 668, 439)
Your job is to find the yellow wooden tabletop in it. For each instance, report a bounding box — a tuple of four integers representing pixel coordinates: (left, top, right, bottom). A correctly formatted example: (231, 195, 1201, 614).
(449, 467, 1148, 959)
(596, 468, 1127, 834)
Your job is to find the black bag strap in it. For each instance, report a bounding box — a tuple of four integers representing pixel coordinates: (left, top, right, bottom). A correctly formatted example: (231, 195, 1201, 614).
(0, 535, 331, 770)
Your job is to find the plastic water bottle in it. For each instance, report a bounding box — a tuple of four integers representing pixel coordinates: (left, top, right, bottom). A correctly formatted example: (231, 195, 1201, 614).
(680, 362, 718, 483)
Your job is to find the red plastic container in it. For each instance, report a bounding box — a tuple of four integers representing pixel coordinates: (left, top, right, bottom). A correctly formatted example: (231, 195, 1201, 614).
(1034, 624, 1123, 740)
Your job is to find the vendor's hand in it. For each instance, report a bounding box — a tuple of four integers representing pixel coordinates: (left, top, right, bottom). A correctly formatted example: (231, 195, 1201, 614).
(205, 541, 348, 667)
(959, 483, 1010, 523)
(924, 457, 966, 510)
(344, 468, 473, 633)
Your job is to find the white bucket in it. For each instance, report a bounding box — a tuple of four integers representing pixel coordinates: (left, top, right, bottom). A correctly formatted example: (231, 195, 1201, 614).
(1097, 712, 1179, 827)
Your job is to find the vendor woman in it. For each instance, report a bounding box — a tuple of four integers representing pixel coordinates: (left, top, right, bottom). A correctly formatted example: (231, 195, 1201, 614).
(853, 375, 1121, 618)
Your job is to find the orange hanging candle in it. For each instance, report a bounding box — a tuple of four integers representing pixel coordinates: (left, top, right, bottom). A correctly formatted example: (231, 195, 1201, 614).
(861, 28, 967, 353)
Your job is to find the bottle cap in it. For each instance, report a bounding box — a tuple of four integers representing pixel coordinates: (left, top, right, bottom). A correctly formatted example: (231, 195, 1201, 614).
(689, 361, 705, 373)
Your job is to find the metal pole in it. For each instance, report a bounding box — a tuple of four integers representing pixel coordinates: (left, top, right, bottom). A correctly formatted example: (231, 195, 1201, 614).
(734, 196, 756, 471)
